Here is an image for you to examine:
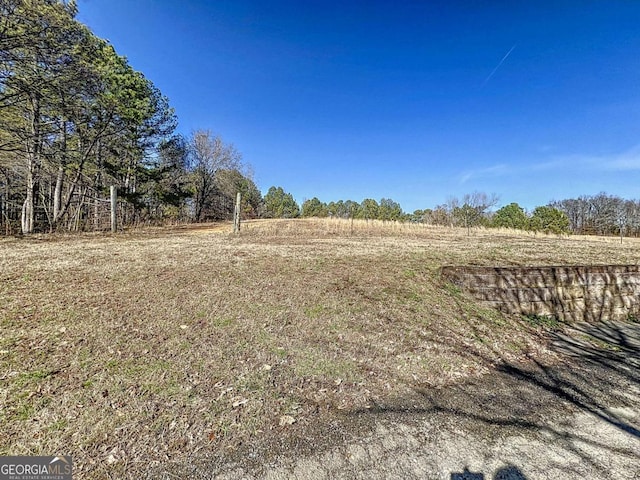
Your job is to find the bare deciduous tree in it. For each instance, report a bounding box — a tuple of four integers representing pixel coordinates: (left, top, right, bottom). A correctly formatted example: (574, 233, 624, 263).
(187, 130, 242, 221)
(552, 193, 640, 239)
(452, 191, 499, 235)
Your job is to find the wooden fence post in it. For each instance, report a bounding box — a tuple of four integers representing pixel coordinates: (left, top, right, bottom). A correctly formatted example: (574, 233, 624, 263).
(233, 192, 241, 234)
(110, 185, 117, 233)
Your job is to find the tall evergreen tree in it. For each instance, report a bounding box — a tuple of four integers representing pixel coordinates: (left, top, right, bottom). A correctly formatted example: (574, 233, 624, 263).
(263, 186, 299, 218)
(493, 203, 528, 229)
(0, 0, 177, 233)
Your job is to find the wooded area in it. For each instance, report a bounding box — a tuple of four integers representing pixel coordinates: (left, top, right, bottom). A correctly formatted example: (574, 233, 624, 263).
(0, 0, 259, 234)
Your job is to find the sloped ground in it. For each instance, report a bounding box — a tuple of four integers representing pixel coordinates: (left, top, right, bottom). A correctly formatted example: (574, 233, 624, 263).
(1, 219, 639, 479)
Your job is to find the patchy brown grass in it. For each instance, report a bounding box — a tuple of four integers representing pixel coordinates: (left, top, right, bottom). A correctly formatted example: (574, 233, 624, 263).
(1, 219, 638, 478)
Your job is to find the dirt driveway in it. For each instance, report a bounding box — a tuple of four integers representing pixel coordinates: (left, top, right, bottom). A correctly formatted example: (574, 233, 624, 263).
(162, 322, 640, 479)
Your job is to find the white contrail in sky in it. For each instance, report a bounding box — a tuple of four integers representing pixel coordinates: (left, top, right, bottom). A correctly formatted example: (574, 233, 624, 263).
(482, 44, 517, 87)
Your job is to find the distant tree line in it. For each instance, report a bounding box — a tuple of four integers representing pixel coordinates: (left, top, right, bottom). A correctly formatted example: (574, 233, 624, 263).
(410, 196, 571, 235)
(302, 197, 404, 221)
(409, 196, 569, 235)
(408, 193, 640, 237)
(257, 189, 405, 222)
(550, 193, 640, 237)
(264, 188, 640, 239)
(262, 190, 565, 235)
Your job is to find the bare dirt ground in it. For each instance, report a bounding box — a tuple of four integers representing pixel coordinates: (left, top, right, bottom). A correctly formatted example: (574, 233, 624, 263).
(1, 219, 639, 479)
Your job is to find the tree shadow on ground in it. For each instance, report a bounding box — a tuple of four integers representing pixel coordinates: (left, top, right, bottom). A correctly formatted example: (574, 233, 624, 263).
(451, 465, 527, 479)
(350, 313, 640, 478)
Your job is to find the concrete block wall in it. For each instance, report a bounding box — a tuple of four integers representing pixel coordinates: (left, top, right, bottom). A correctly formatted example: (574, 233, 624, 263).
(441, 265, 640, 322)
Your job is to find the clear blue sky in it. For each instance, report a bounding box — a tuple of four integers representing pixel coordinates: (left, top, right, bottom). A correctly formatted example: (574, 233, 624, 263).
(77, 0, 640, 213)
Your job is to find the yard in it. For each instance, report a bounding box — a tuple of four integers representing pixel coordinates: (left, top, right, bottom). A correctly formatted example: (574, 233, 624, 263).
(1, 219, 638, 478)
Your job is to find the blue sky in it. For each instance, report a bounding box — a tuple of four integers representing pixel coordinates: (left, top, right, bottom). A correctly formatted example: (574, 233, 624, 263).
(77, 1, 640, 213)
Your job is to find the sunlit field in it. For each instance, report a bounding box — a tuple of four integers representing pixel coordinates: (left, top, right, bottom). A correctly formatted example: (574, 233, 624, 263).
(2, 219, 638, 478)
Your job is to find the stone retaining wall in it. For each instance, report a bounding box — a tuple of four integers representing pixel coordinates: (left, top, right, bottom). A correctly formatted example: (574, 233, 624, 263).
(440, 265, 640, 322)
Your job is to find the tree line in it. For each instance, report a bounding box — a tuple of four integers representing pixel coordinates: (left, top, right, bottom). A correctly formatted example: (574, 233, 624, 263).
(0, 0, 258, 234)
(550, 193, 640, 238)
(412, 193, 572, 235)
(259, 190, 406, 222)
(263, 189, 640, 238)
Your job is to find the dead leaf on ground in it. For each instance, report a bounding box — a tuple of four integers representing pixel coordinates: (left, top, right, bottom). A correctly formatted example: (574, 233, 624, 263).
(279, 415, 296, 426)
(232, 398, 248, 408)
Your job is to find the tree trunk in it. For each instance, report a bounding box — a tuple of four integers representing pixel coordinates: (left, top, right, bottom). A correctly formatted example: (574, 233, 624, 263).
(21, 95, 40, 234)
(52, 118, 68, 230)
(21, 178, 35, 234)
(53, 164, 63, 222)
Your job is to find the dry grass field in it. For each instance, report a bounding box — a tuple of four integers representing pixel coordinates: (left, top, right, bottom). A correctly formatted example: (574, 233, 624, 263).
(1, 218, 639, 478)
